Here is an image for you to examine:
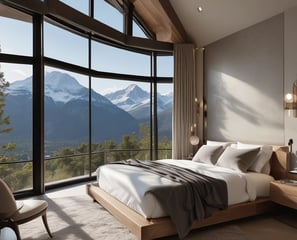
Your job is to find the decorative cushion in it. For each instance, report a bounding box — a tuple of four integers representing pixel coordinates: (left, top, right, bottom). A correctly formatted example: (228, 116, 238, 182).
(216, 146, 260, 172)
(192, 145, 224, 165)
(237, 142, 273, 173)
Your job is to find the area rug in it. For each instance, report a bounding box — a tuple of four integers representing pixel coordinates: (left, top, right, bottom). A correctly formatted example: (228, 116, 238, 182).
(19, 193, 297, 240)
(19, 194, 246, 240)
(20, 194, 136, 240)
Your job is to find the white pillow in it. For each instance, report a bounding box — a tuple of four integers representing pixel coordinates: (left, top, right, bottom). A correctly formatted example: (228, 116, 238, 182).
(192, 145, 224, 165)
(206, 140, 232, 149)
(237, 142, 273, 173)
(216, 146, 260, 172)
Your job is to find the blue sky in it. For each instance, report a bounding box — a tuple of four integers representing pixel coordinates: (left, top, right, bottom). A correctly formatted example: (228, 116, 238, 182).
(0, 0, 173, 95)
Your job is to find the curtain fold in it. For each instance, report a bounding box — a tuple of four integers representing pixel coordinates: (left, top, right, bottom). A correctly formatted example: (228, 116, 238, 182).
(173, 44, 197, 159)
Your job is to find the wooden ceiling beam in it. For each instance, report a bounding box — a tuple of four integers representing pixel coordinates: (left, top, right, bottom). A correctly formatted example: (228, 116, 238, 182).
(130, 0, 188, 43)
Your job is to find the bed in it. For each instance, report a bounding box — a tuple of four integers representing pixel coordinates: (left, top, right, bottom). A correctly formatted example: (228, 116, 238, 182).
(87, 142, 289, 240)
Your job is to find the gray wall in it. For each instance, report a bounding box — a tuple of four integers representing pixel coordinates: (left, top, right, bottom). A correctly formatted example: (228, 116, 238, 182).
(204, 14, 284, 145)
(284, 6, 297, 168)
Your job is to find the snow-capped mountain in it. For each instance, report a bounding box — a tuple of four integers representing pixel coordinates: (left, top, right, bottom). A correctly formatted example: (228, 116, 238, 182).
(8, 71, 112, 106)
(158, 92, 173, 106)
(104, 84, 173, 138)
(104, 84, 149, 112)
(3, 71, 139, 145)
(1, 70, 173, 153)
(104, 84, 173, 119)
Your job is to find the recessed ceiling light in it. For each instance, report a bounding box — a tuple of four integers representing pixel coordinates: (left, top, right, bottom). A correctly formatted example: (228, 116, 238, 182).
(197, 6, 203, 12)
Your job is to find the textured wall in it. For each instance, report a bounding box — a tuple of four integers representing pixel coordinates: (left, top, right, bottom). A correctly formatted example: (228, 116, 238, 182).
(204, 14, 284, 144)
(284, 6, 297, 168)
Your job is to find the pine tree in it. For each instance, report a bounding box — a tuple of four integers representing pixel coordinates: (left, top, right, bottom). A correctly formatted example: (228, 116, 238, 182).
(0, 66, 12, 135)
(0, 46, 16, 162)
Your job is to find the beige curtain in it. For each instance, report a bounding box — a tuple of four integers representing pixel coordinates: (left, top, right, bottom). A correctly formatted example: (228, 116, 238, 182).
(172, 44, 197, 159)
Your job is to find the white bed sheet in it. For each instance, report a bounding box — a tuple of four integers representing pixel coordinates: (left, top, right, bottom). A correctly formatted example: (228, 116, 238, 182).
(97, 159, 274, 219)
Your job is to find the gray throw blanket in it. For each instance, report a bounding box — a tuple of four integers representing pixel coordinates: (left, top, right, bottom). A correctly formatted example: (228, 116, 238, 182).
(111, 159, 228, 239)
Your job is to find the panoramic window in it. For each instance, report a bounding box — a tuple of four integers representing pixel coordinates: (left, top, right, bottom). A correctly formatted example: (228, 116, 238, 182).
(44, 21, 88, 67)
(0, 1, 173, 194)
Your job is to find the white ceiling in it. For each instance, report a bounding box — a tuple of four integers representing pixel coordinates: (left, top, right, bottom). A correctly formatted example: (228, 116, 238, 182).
(170, 0, 297, 47)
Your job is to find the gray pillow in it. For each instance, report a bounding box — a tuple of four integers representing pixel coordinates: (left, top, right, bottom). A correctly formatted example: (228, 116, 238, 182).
(216, 146, 260, 172)
(192, 145, 224, 165)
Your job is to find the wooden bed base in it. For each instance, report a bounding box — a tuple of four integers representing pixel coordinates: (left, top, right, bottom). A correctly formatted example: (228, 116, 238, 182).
(87, 145, 289, 240)
(87, 183, 275, 240)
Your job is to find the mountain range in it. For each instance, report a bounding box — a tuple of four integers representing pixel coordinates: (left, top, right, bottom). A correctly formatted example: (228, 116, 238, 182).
(2, 71, 172, 151)
(104, 84, 172, 120)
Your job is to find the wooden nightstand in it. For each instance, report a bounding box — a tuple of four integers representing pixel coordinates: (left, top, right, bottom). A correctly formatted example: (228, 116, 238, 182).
(270, 180, 297, 210)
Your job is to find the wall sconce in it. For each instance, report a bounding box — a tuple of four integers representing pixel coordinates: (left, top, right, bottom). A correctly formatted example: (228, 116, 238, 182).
(285, 81, 297, 117)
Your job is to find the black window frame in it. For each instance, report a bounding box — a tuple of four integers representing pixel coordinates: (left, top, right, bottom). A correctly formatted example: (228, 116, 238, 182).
(0, 0, 173, 197)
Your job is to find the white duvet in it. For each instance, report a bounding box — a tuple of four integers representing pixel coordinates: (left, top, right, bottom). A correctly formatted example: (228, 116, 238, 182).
(97, 159, 274, 219)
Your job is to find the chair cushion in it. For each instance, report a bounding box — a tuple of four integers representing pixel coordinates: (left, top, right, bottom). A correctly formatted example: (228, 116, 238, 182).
(12, 200, 48, 222)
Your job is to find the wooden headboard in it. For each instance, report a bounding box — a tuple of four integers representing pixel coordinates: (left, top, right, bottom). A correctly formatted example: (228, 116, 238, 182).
(270, 145, 289, 180)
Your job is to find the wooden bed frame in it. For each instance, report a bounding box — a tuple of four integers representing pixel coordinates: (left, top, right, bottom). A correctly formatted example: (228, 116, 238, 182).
(87, 145, 289, 240)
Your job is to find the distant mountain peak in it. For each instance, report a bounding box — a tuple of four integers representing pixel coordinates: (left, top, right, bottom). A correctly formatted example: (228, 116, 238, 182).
(104, 83, 173, 118)
(8, 71, 112, 105)
(45, 71, 82, 91)
(4, 72, 140, 145)
(104, 84, 149, 112)
(126, 84, 137, 91)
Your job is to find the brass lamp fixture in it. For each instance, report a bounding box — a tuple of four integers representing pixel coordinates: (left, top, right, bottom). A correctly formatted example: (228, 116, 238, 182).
(190, 125, 200, 146)
(285, 80, 297, 117)
(189, 97, 200, 156)
(190, 126, 199, 157)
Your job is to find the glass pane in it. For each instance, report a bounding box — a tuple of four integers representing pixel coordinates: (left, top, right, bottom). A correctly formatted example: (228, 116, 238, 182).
(0, 63, 33, 191)
(133, 19, 148, 39)
(44, 21, 88, 67)
(92, 41, 150, 76)
(0, 162, 32, 192)
(44, 66, 90, 184)
(59, 0, 89, 15)
(94, 0, 123, 32)
(91, 78, 151, 169)
(157, 55, 174, 77)
(0, 5, 32, 56)
(157, 83, 173, 159)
